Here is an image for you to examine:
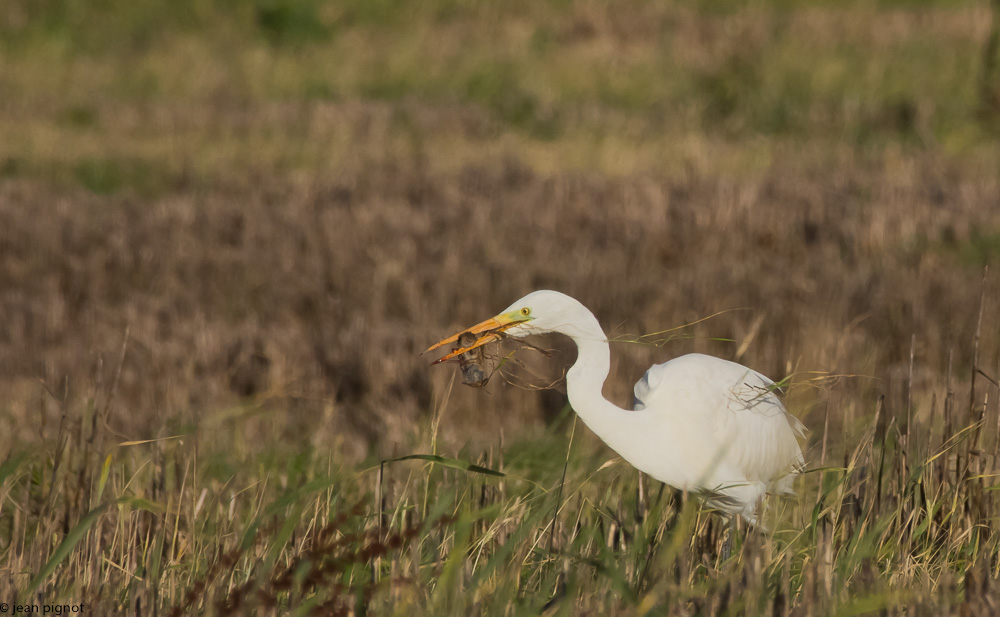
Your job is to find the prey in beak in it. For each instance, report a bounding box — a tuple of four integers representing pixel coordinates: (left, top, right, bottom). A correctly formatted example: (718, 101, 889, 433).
(426, 306, 549, 389)
(425, 313, 526, 365)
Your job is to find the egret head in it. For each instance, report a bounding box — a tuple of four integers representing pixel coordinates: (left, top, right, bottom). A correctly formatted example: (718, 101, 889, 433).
(426, 290, 594, 364)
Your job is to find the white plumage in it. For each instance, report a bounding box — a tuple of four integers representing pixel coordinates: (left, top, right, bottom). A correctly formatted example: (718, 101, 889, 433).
(429, 290, 806, 525)
(629, 354, 805, 522)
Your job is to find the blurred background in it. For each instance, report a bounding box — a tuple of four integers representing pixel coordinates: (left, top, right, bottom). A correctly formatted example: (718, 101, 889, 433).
(1, 0, 998, 463)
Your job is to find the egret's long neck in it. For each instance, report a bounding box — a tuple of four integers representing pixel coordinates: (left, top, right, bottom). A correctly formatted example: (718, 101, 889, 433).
(558, 312, 638, 451)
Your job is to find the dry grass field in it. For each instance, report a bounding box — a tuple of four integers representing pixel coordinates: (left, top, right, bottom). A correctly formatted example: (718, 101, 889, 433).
(1, 0, 1000, 614)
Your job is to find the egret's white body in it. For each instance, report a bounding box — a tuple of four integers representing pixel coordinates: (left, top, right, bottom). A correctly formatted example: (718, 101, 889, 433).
(431, 290, 806, 524)
(578, 351, 803, 523)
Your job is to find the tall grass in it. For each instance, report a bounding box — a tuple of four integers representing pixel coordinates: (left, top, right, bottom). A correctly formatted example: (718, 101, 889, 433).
(0, 314, 997, 614)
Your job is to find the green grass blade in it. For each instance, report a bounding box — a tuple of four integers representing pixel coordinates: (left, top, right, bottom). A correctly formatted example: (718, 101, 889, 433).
(386, 453, 505, 477)
(23, 502, 110, 599)
(0, 452, 29, 487)
(117, 496, 167, 512)
(94, 454, 112, 506)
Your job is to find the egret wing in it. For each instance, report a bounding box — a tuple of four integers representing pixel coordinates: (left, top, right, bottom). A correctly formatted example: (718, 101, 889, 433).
(633, 353, 804, 496)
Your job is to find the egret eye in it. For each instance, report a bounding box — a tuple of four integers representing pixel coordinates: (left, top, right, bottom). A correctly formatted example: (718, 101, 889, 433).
(520, 307, 531, 317)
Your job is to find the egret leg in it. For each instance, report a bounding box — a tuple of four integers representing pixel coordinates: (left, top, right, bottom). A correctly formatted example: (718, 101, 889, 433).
(720, 517, 736, 562)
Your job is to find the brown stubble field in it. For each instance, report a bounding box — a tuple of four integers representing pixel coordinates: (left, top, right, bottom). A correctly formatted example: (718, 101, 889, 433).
(1, 0, 1000, 614)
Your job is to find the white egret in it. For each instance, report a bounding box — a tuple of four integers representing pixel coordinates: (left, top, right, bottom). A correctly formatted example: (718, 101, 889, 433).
(427, 290, 805, 526)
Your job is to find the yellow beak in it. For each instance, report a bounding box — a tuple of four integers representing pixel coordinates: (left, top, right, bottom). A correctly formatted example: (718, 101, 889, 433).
(425, 313, 521, 365)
